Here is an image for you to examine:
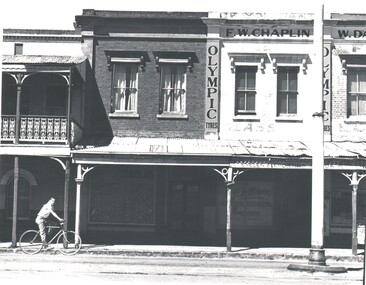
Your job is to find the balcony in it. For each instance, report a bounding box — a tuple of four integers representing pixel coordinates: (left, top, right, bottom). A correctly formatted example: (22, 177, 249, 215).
(1, 115, 68, 144)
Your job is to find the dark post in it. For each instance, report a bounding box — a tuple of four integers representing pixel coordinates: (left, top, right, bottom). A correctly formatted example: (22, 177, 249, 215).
(11, 156, 19, 247)
(63, 160, 70, 248)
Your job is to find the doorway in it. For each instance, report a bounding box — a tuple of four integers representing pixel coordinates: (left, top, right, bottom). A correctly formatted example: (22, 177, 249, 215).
(169, 182, 201, 244)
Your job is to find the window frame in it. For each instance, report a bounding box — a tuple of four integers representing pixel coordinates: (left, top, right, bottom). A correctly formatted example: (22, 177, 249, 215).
(347, 68, 366, 118)
(159, 62, 187, 116)
(14, 43, 23, 55)
(277, 66, 299, 116)
(111, 62, 139, 115)
(235, 66, 257, 116)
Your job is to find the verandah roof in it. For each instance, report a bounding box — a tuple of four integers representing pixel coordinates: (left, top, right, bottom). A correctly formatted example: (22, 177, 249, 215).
(2, 55, 87, 65)
(72, 137, 366, 169)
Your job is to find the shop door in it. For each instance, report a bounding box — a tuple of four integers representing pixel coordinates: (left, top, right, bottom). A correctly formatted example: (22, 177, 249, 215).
(170, 182, 200, 244)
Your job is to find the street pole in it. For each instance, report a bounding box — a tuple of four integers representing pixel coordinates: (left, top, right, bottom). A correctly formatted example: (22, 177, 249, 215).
(363, 218, 366, 285)
(309, 4, 326, 266)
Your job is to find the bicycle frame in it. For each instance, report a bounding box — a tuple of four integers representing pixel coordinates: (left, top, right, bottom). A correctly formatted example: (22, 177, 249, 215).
(44, 225, 64, 245)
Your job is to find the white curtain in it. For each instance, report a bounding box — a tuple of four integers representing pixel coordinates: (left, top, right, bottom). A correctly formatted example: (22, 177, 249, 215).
(113, 64, 137, 112)
(161, 65, 185, 112)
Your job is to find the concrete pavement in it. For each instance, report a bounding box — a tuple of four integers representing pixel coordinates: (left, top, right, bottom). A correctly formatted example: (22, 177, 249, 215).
(0, 242, 364, 264)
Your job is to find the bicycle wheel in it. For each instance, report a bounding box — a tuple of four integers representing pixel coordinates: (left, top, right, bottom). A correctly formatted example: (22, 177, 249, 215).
(19, 230, 43, 254)
(56, 231, 82, 255)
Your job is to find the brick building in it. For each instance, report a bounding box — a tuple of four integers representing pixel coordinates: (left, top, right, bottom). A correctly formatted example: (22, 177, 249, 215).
(2, 10, 366, 254)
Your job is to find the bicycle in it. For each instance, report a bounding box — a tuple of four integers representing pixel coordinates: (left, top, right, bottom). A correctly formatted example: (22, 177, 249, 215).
(19, 222, 82, 255)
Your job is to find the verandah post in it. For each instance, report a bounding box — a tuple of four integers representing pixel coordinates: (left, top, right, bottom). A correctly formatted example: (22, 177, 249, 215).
(63, 159, 70, 248)
(11, 156, 19, 247)
(226, 167, 233, 252)
(75, 164, 82, 240)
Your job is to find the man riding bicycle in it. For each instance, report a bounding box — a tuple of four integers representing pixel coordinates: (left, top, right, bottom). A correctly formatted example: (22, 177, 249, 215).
(35, 198, 64, 247)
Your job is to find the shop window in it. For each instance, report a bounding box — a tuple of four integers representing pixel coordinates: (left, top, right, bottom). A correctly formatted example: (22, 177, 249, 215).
(6, 177, 31, 220)
(277, 67, 299, 116)
(111, 63, 138, 114)
(347, 69, 366, 117)
(235, 66, 257, 115)
(159, 64, 186, 115)
(89, 167, 156, 225)
(331, 189, 366, 232)
(218, 180, 274, 229)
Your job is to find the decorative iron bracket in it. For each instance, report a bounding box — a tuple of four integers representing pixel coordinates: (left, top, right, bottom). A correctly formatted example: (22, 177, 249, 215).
(75, 165, 99, 184)
(341, 171, 366, 190)
(213, 167, 246, 185)
(80, 165, 99, 181)
(50, 157, 67, 170)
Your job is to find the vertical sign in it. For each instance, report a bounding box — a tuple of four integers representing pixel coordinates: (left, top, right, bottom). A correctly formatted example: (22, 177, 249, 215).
(205, 41, 220, 139)
(323, 42, 331, 136)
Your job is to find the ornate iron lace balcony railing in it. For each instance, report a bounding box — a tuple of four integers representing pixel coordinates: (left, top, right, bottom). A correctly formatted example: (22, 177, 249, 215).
(1, 115, 68, 144)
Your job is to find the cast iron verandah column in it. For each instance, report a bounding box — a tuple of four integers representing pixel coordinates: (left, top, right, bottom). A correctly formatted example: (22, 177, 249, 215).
(341, 171, 366, 256)
(213, 167, 245, 252)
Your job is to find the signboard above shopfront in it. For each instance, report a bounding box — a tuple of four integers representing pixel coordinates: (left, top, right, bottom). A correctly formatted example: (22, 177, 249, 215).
(222, 25, 312, 38)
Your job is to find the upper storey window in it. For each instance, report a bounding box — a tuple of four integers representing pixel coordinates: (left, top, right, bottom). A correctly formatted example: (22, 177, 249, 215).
(347, 69, 366, 117)
(277, 67, 299, 116)
(235, 66, 257, 115)
(112, 63, 138, 113)
(160, 63, 186, 115)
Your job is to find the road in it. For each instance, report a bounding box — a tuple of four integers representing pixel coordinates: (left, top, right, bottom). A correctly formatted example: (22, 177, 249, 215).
(0, 252, 363, 284)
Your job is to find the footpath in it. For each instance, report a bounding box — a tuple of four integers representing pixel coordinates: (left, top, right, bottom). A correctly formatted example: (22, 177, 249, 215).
(0, 242, 364, 264)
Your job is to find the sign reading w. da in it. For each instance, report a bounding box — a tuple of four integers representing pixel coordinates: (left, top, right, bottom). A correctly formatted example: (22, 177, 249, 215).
(332, 28, 366, 39)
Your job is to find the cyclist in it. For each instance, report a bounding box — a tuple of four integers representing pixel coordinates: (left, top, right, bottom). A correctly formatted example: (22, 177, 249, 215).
(35, 197, 64, 247)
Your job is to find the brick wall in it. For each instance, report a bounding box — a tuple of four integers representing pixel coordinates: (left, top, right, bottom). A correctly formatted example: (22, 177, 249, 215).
(85, 16, 207, 139)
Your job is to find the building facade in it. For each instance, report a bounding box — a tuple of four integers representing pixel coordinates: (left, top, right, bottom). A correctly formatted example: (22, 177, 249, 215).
(2, 10, 366, 251)
(0, 28, 87, 242)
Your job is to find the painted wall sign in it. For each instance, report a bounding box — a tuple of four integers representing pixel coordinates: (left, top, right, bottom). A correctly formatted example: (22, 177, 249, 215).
(332, 28, 366, 39)
(323, 43, 331, 135)
(222, 26, 311, 38)
(205, 42, 220, 138)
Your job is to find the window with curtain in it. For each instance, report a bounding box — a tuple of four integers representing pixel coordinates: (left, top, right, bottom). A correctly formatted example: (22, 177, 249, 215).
(235, 66, 257, 115)
(277, 67, 298, 116)
(160, 64, 186, 114)
(112, 64, 138, 113)
(347, 69, 366, 117)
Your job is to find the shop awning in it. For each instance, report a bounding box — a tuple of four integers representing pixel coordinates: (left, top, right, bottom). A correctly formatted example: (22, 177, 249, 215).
(72, 137, 366, 169)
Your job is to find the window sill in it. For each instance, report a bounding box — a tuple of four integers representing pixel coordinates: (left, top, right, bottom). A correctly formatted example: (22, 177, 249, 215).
(275, 116, 303, 122)
(157, 114, 188, 120)
(233, 115, 260, 122)
(344, 116, 366, 124)
(109, 112, 140, 118)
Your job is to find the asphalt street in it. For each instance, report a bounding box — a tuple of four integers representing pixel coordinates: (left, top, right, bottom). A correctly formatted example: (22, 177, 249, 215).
(0, 253, 363, 284)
